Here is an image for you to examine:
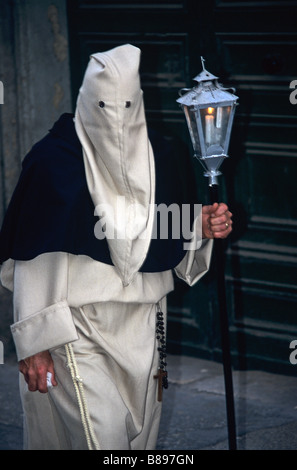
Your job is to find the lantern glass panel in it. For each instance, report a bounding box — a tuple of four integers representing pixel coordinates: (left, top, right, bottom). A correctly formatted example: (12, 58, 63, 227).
(199, 106, 231, 156)
(184, 105, 202, 156)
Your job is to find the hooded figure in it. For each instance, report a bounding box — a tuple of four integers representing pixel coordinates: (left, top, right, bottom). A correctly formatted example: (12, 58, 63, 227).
(0, 45, 219, 450)
(75, 44, 155, 286)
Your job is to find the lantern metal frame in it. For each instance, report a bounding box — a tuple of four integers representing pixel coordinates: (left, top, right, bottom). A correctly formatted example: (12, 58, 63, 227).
(177, 57, 238, 186)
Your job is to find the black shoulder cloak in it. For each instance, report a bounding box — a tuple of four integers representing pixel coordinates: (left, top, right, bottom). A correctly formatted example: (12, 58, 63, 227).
(0, 113, 195, 272)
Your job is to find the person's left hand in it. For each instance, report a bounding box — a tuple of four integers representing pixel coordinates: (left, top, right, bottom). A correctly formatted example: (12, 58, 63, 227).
(202, 202, 233, 239)
(19, 350, 57, 393)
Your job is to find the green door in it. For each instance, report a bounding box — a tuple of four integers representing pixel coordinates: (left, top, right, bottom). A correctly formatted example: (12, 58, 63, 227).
(67, 0, 297, 375)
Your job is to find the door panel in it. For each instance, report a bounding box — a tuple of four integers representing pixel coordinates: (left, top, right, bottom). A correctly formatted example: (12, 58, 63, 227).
(67, 0, 297, 374)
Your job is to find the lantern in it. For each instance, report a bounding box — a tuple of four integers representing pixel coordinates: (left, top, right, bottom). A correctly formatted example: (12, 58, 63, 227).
(177, 57, 238, 186)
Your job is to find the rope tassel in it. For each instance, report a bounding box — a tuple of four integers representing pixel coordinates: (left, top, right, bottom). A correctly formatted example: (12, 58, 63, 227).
(65, 343, 100, 450)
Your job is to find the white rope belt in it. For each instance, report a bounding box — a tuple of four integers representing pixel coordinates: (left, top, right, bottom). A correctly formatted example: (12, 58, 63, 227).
(65, 343, 100, 450)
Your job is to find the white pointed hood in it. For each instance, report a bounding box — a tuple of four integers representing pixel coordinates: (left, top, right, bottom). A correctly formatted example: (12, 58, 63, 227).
(74, 44, 155, 286)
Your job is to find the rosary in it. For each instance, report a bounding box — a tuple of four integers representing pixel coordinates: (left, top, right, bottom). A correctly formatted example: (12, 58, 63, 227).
(154, 306, 168, 402)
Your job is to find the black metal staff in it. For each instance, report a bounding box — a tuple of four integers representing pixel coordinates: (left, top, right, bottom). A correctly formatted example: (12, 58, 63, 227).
(177, 57, 238, 450)
(209, 183, 237, 450)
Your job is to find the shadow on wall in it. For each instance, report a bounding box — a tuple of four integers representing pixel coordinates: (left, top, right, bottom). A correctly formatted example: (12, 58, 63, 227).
(0, 285, 15, 362)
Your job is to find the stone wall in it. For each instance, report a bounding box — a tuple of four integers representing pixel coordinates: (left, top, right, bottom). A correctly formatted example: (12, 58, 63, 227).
(0, 0, 71, 360)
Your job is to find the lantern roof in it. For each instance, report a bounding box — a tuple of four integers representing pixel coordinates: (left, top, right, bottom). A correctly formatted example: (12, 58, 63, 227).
(193, 69, 218, 82)
(177, 57, 238, 108)
(193, 57, 218, 83)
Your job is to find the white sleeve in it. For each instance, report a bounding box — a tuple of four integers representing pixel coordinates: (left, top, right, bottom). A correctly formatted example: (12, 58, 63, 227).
(9, 253, 78, 361)
(174, 238, 213, 286)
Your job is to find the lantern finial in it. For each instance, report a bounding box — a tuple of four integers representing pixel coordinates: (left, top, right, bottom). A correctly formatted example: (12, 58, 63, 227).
(201, 56, 206, 72)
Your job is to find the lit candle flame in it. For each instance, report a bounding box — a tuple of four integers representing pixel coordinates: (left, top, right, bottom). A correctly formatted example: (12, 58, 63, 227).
(207, 107, 215, 114)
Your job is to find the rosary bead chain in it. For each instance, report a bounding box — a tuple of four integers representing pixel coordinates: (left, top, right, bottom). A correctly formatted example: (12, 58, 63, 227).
(156, 307, 168, 390)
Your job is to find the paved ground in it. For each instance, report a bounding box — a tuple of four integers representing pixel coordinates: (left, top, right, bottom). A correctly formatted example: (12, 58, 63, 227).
(158, 355, 297, 450)
(1, 354, 297, 450)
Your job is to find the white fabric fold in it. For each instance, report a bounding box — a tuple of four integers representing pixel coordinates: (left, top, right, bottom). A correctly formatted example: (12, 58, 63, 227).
(1, 238, 213, 361)
(174, 238, 213, 286)
(11, 300, 79, 361)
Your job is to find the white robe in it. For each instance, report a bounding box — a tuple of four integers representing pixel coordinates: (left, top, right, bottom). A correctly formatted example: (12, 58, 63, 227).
(1, 238, 213, 450)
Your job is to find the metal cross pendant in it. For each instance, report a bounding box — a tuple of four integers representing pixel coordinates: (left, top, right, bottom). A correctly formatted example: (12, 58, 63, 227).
(154, 368, 167, 402)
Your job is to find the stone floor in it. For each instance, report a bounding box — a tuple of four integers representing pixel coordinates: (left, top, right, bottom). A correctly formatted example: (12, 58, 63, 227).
(1, 354, 297, 450)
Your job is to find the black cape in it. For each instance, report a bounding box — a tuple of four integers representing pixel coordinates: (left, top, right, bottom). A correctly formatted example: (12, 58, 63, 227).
(0, 113, 195, 272)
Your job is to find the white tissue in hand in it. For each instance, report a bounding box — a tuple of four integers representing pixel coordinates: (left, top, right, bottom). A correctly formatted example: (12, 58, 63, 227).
(47, 372, 53, 388)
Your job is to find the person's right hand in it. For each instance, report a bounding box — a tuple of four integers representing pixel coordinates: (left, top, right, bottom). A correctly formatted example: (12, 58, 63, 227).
(19, 350, 57, 393)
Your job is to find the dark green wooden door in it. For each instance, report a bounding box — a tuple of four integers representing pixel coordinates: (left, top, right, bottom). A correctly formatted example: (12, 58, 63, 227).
(67, 0, 297, 375)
